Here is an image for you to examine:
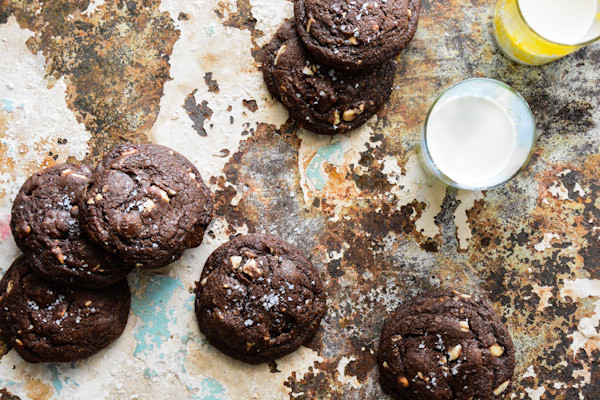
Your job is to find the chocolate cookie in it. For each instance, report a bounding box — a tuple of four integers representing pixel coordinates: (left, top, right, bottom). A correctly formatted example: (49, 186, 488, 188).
(0, 256, 130, 363)
(82, 144, 213, 269)
(262, 20, 396, 135)
(295, 0, 421, 71)
(377, 290, 515, 400)
(10, 164, 132, 288)
(194, 233, 327, 364)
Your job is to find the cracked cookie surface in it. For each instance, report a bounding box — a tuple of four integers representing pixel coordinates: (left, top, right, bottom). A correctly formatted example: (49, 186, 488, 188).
(0, 256, 130, 363)
(194, 233, 327, 364)
(377, 290, 515, 400)
(294, 0, 421, 71)
(11, 163, 132, 288)
(263, 20, 396, 135)
(82, 144, 213, 269)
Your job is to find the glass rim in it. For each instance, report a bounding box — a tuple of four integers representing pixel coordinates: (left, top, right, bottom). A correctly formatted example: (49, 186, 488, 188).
(515, 0, 600, 47)
(422, 78, 537, 191)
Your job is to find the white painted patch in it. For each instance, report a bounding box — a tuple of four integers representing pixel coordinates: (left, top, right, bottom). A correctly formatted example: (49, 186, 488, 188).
(152, 0, 290, 181)
(454, 189, 484, 249)
(534, 233, 560, 252)
(336, 356, 361, 390)
(525, 386, 546, 400)
(548, 180, 570, 200)
(0, 17, 91, 208)
(573, 182, 586, 197)
(532, 284, 553, 311)
(382, 155, 446, 238)
(522, 365, 536, 379)
(559, 279, 600, 359)
(82, 0, 106, 16)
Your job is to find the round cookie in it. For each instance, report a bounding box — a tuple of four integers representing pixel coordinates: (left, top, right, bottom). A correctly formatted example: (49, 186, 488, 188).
(263, 20, 396, 135)
(0, 256, 130, 363)
(82, 144, 213, 269)
(295, 0, 421, 71)
(377, 290, 515, 400)
(10, 163, 132, 288)
(195, 233, 327, 364)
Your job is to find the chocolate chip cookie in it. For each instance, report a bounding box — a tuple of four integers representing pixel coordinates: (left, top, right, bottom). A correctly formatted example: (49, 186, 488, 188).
(263, 20, 396, 135)
(0, 256, 130, 363)
(295, 0, 421, 71)
(82, 144, 213, 269)
(10, 164, 132, 288)
(377, 290, 515, 399)
(195, 233, 327, 364)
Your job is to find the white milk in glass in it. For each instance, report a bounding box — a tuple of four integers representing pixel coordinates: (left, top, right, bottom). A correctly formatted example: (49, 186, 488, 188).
(519, 0, 597, 44)
(426, 96, 518, 187)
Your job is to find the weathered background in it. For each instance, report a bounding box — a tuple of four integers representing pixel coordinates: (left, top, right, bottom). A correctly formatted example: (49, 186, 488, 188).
(0, 0, 598, 399)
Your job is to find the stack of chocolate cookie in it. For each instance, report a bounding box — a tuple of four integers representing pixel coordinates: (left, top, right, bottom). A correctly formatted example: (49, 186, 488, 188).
(262, 0, 421, 135)
(0, 143, 213, 363)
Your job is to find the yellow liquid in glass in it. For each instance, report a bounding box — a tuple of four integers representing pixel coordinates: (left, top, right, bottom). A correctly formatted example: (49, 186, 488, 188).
(493, 0, 589, 65)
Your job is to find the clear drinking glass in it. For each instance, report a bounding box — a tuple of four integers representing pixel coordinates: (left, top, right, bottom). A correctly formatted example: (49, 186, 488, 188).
(494, 0, 600, 66)
(419, 78, 537, 191)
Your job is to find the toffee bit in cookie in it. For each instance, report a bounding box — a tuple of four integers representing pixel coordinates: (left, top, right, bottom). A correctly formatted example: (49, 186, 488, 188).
(489, 344, 504, 357)
(448, 344, 462, 361)
(120, 149, 138, 157)
(398, 376, 410, 387)
(230, 256, 243, 270)
(493, 381, 510, 396)
(306, 17, 315, 32)
(274, 45, 287, 66)
(460, 320, 470, 331)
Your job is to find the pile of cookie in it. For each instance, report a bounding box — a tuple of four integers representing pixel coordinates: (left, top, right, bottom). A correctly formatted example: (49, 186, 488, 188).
(262, 0, 421, 135)
(0, 143, 213, 362)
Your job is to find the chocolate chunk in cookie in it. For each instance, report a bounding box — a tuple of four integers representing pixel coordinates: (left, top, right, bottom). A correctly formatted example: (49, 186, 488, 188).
(11, 164, 132, 288)
(82, 144, 213, 269)
(195, 233, 327, 364)
(377, 290, 515, 400)
(0, 256, 130, 363)
(295, 0, 421, 71)
(262, 20, 396, 135)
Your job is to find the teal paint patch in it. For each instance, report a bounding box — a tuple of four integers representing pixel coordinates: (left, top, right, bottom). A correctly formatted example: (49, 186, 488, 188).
(190, 377, 226, 400)
(47, 363, 65, 394)
(2, 98, 15, 112)
(143, 368, 159, 378)
(305, 141, 346, 190)
(130, 275, 185, 356)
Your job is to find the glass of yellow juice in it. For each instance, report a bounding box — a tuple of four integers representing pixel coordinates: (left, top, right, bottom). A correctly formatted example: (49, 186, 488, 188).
(494, 0, 600, 66)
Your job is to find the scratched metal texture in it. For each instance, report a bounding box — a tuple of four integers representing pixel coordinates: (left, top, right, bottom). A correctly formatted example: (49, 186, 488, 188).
(0, 0, 598, 399)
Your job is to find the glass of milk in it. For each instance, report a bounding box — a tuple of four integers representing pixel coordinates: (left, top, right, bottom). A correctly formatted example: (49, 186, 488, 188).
(494, 0, 600, 65)
(420, 78, 536, 191)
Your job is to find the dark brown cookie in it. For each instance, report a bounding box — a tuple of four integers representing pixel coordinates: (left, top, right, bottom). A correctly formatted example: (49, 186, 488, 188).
(262, 20, 396, 135)
(0, 256, 130, 363)
(194, 233, 327, 364)
(10, 164, 132, 288)
(82, 144, 213, 269)
(377, 290, 515, 400)
(295, 0, 421, 71)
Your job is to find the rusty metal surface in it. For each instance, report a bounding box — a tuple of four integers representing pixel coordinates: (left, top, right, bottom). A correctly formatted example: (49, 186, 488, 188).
(0, 0, 599, 399)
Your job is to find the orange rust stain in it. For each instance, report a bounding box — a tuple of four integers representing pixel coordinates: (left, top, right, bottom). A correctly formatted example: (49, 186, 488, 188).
(24, 379, 54, 400)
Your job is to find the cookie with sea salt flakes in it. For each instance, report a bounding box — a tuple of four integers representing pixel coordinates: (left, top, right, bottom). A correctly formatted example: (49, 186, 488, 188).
(377, 290, 515, 400)
(82, 143, 213, 269)
(294, 0, 422, 71)
(0, 256, 130, 363)
(194, 233, 327, 364)
(263, 20, 396, 135)
(10, 163, 132, 288)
